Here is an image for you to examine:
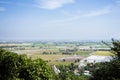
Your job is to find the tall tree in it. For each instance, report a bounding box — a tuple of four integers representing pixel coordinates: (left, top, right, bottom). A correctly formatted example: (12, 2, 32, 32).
(93, 39, 120, 80)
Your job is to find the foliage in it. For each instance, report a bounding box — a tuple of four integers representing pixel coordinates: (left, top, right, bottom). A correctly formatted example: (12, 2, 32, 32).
(55, 64, 89, 80)
(0, 48, 54, 80)
(93, 39, 120, 80)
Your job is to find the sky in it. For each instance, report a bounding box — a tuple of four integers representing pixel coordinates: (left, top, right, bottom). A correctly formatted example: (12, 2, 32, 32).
(0, 0, 120, 41)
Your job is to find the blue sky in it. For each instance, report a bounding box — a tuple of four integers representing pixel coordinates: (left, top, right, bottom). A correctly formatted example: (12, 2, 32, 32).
(0, 0, 120, 41)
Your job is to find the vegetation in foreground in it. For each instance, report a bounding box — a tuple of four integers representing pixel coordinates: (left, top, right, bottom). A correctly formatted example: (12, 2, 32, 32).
(0, 49, 54, 80)
(0, 49, 89, 80)
(93, 39, 120, 80)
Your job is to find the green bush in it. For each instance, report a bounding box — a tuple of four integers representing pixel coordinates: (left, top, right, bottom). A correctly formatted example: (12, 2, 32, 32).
(0, 49, 54, 80)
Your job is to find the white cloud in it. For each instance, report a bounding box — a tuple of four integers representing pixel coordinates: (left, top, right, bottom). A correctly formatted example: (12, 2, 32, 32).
(49, 6, 111, 23)
(35, 0, 75, 10)
(82, 6, 111, 17)
(0, 7, 6, 12)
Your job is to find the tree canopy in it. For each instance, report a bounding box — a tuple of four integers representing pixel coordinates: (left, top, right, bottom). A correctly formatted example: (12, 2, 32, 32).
(0, 49, 54, 80)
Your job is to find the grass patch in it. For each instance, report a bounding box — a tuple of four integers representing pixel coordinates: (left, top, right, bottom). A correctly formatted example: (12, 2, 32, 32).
(75, 51, 91, 56)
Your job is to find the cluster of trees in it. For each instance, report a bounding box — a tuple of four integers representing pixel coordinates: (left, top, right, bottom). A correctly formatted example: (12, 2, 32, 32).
(59, 48, 78, 55)
(0, 49, 54, 80)
(42, 51, 57, 55)
(55, 63, 89, 80)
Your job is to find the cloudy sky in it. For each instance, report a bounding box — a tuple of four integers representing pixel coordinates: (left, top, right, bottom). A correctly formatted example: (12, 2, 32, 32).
(0, 0, 120, 41)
